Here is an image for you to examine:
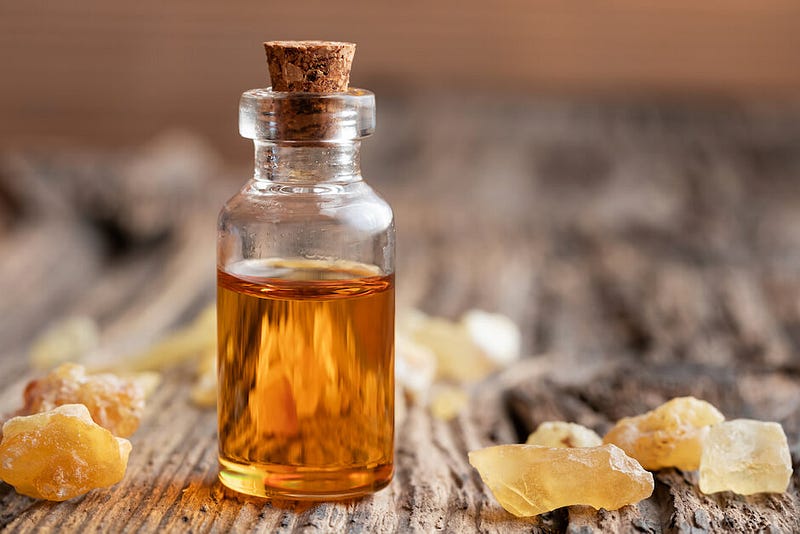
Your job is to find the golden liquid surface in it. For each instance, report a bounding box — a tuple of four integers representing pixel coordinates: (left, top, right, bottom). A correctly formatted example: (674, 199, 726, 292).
(217, 259, 394, 499)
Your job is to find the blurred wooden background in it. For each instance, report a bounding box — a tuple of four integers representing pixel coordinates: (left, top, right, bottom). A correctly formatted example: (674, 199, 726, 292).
(2, 1, 800, 159)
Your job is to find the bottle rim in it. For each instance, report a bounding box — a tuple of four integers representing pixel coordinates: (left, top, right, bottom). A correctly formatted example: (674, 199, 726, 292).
(239, 87, 376, 142)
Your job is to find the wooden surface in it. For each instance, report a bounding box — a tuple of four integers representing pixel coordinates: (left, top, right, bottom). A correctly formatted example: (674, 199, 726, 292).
(1, 98, 800, 532)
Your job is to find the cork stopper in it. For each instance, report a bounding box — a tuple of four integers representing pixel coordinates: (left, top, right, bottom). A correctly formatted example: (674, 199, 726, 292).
(263, 41, 356, 93)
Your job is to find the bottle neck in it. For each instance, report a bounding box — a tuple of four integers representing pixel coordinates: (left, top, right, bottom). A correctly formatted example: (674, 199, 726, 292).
(253, 141, 362, 183)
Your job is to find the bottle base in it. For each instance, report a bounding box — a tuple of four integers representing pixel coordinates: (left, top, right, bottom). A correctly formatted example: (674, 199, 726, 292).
(218, 458, 393, 500)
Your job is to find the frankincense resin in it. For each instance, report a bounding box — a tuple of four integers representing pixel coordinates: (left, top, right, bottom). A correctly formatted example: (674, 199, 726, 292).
(699, 419, 792, 495)
(469, 443, 653, 517)
(526, 421, 602, 448)
(217, 259, 394, 499)
(20, 363, 145, 437)
(603, 396, 724, 471)
(0, 404, 131, 501)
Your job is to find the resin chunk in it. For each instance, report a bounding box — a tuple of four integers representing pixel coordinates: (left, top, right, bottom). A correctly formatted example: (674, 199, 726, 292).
(129, 371, 161, 400)
(412, 317, 493, 382)
(20, 363, 145, 437)
(468, 443, 654, 517)
(396, 308, 521, 386)
(29, 316, 99, 370)
(526, 421, 602, 448)
(94, 304, 216, 372)
(603, 396, 724, 471)
(699, 419, 792, 495)
(0, 404, 132, 501)
(395, 334, 436, 403)
(429, 385, 468, 421)
(461, 309, 521, 367)
(190, 348, 217, 408)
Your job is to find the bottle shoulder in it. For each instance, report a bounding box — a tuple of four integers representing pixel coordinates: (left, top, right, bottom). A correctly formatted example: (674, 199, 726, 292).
(218, 179, 394, 234)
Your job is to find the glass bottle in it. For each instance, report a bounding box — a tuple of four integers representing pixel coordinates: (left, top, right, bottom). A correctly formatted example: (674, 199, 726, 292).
(216, 87, 395, 500)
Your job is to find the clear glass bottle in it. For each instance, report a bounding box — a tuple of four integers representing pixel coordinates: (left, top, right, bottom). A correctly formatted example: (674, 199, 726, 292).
(216, 87, 395, 500)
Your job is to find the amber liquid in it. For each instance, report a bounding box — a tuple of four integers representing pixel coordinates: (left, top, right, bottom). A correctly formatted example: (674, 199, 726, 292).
(216, 258, 394, 500)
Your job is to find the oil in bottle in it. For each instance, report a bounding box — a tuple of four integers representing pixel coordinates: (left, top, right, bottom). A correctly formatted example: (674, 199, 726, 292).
(217, 259, 394, 498)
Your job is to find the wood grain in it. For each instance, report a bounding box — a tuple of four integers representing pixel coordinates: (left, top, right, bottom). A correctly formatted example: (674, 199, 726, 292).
(1, 97, 800, 532)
